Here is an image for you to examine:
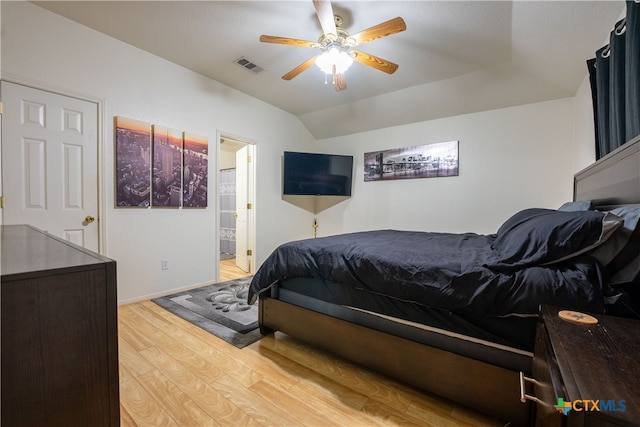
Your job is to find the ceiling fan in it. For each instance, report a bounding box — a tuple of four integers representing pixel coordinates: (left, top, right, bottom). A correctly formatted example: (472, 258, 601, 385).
(259, 0, 406, 91)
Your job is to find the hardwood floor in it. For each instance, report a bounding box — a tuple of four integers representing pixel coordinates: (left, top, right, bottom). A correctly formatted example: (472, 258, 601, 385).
(219, 258, 251, 282)
(118, 261, 505, 427)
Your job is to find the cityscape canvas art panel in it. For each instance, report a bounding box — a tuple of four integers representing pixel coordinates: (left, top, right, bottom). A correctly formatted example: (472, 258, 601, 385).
(152, 125, 183, 208)
(364, 140, 459, 182)
(182, 132, 209, 208)
(115, 116, 152, 207)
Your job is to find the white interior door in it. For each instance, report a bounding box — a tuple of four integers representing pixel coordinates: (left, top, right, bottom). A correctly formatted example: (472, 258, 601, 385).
(235, 145, 249, 272)
(1, 81, 99, 251)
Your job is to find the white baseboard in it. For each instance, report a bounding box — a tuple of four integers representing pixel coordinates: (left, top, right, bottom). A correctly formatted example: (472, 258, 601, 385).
(117, 279, 216, 306)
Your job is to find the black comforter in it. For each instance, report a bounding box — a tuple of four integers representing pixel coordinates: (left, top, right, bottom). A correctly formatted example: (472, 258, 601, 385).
(248, 228, 607, 317)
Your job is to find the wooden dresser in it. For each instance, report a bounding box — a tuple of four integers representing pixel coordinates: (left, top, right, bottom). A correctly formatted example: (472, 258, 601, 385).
(1, 225, 120, 427)
(529, 305, 640, 427)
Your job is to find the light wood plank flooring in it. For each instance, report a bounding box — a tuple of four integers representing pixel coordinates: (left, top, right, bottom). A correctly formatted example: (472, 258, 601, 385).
(118, 261, 505, 427)
(219, 258, 251, 282)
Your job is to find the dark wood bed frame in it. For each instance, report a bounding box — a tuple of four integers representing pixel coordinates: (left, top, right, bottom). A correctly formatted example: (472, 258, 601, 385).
(258, 136, 640, 427)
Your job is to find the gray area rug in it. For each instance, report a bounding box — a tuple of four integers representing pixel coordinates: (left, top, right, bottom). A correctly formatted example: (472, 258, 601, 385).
(152, 276, 262, 349)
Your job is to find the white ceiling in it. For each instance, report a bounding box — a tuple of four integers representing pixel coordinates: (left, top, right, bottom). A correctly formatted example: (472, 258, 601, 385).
(33, 1, 625, 139)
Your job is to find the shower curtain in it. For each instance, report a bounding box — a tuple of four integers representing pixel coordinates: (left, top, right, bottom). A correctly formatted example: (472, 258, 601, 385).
(220, 168, 236, 259)
(589, 1, 640, 159)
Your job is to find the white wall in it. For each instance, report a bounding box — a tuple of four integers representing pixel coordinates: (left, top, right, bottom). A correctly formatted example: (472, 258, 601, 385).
(219, 148, 237, 170)
(314, 98, 580, 236)
(1, 2, 317, 303)
(1, 2, 600, 302)
(573, 75, 598, 171)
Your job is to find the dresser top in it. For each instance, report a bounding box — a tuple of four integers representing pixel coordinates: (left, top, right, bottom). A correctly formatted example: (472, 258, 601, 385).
(1, 225, 113, 280)
(542, 305, 640, 425)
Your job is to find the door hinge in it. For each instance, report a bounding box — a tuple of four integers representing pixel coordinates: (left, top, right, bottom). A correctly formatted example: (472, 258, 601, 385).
(0, 196, 4, 209)
(247, 249, 253, 256)
(0, 101, 3, 115)
(247, 155, 252, 163)
(247, 203, 253, 209)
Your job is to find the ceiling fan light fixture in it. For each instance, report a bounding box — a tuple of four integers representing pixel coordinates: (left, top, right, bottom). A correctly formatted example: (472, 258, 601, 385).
(315, 47, 353, 75)
(259, 1, 406, 90)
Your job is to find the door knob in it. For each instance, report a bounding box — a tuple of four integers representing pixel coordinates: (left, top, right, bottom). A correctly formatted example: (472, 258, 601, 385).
(85, 215, 95, 224)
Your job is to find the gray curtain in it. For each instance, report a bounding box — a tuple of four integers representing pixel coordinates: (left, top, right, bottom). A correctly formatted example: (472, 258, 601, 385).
(626, 0, 640, 141)
(589, 1, 640, 159)
(610, 19, 627, 152)
(220, 168, 236, 258)
(595, 44, 611, 159)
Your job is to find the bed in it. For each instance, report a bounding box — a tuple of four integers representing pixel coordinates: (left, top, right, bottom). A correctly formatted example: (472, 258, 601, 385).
(248, 136, 640, 426)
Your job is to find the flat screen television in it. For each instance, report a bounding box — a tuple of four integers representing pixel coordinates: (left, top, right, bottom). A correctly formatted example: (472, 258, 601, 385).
(283, 151, 353, 196)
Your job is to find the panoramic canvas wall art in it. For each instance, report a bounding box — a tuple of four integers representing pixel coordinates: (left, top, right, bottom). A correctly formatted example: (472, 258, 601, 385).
(115, 116, 152, 207)
(364, 140, 459, 182)
(182, 132, 209, 208)
(115, 116, 209, 209)
(152, 125, 183, 208)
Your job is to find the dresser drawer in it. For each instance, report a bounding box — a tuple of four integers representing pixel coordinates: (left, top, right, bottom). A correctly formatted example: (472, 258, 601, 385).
(532, 322, 564, 427)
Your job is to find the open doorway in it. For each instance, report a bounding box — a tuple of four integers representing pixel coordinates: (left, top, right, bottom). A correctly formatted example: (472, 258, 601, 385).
(218, 134, 255, 282)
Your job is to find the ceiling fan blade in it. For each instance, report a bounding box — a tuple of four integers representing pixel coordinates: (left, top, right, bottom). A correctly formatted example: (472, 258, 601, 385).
(352, 50, 399, 74)
(334, 73, 347, 92)
(259, 35, 319, 48)
(313, 0, 337, 37)
(282, 56, 318, 80)
(350, 17, 407, 46)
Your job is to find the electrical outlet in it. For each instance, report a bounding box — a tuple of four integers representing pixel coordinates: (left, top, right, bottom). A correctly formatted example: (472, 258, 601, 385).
(161, 259, 169, 270)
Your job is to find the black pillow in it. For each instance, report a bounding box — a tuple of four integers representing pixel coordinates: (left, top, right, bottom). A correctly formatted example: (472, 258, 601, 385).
(486, 208, 617, 271)
(558, 200, 593, 212)
(588, 207, 640, 266)
(600, 207, 640, 285)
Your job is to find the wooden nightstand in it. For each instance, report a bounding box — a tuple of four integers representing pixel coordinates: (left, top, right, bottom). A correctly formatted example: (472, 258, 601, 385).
(525, 305, 640, 427)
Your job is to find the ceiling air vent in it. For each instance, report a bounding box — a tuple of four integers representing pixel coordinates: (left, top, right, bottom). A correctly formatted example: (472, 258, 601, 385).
(234, 57, 263, 73)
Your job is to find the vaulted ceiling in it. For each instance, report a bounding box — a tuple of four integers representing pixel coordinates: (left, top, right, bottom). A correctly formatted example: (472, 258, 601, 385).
(33, 1, 625, 139)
